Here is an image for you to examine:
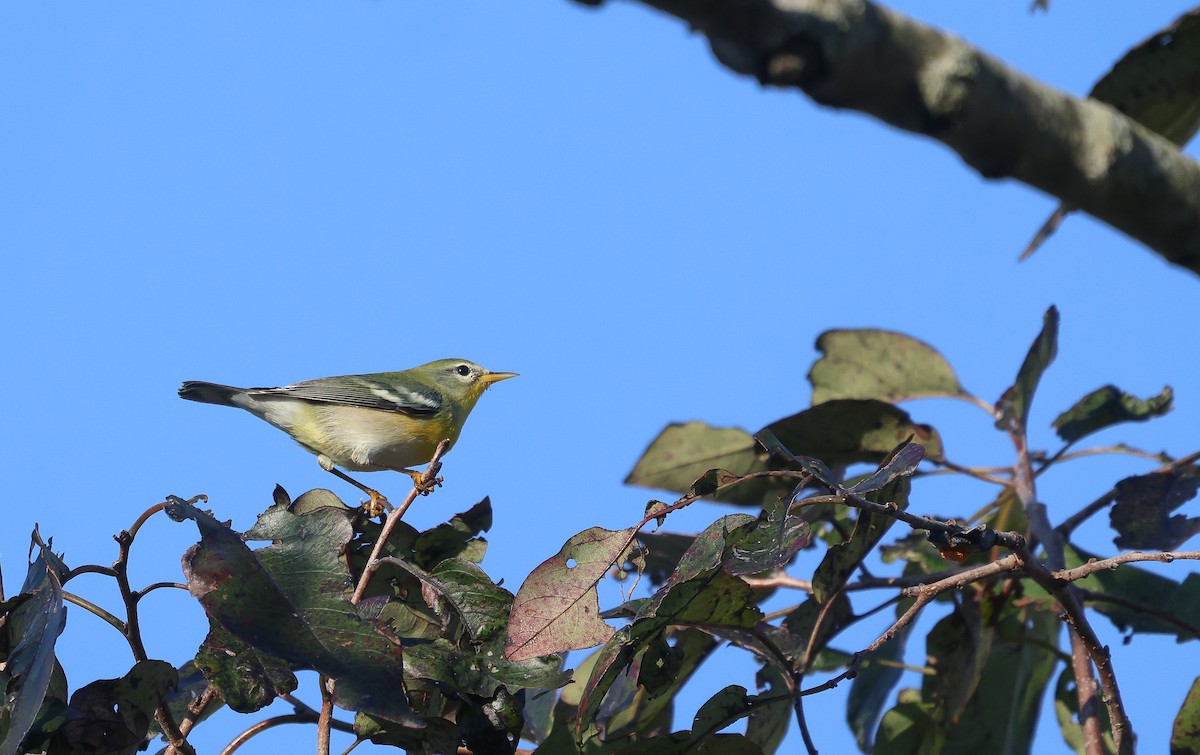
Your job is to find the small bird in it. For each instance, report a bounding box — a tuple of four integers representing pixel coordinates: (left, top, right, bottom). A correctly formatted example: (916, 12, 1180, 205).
(179, 359, 517, 513)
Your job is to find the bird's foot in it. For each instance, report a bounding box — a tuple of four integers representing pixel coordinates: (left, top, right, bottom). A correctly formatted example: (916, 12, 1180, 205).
(404, 469, 443, 496)
(362, 488, 393, 518)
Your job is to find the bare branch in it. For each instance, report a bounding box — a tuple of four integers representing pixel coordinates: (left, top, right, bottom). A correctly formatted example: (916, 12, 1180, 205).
(1054, 550, 1200, 582)
(741, 573, 812, 592)
(350, 439, 452, 605)
(1014, 542, 1134, 755)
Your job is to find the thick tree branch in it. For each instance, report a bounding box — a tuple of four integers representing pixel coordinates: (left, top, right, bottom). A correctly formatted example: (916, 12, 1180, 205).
(601, 0, 1200, 273)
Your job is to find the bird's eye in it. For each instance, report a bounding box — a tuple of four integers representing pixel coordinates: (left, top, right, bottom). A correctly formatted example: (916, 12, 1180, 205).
(456, 364, 471, 376)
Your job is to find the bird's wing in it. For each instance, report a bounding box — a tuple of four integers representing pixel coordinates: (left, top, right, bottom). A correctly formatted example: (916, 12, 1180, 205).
(249, 375, 443, 416)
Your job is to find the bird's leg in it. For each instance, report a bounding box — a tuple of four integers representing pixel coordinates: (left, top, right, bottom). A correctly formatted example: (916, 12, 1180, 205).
(399, 467, 444, 496)
(326, 467, 392, 517)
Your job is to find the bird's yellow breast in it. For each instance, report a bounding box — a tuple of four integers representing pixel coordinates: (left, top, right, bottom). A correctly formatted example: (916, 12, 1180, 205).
(285, 404, 461, 472)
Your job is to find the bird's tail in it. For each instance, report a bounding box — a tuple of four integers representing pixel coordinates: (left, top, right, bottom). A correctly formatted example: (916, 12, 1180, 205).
(179, 381, 244, 406)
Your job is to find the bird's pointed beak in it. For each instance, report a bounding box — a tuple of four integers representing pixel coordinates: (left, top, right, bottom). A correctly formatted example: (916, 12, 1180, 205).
(479, 371, 519, 385)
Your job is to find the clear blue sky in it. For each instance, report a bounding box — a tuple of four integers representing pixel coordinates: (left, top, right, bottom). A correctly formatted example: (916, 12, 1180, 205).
(3, 2, 1198, 753)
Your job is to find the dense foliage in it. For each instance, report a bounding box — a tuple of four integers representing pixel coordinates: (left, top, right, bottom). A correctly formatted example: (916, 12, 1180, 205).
(3, 310, 1198, 754)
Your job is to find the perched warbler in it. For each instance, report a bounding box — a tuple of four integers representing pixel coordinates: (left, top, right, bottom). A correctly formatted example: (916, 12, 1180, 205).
(179, 359, 517, 512)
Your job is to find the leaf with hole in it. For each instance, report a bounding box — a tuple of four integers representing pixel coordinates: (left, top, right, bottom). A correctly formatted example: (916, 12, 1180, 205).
(506, 527, 636, 661)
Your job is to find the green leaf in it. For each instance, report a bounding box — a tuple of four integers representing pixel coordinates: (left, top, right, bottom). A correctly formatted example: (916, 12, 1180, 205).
(1054, 666, 1116, 755)
(611, 686, 778, 754)
(754, 427, 840, 488)
(413, 498, 493, 568)
(1091, 8, 1200, 146)
(809, 329, 967, 405)
(193, 617, 297, 713)
(692, 685, 765, 740)
(745, 665, 792, 754)
(287, 486, 350, 514)
(51, 660, 177, 755)
(725, 496, 811, 577)
(875, 688, 943, 754)
(996, 306, 1058, 435)
(520, 687, 558, 746)
(765, 400, 944, 465)
(1052, 385, 1173, 443)
(625, 422, 786, 506)
(1172, 675, 1200, 755)
(149, 661, 222, 741)
(1023, 11, 1200, 260)
(577, 560, 764, 739)
(610, 630, 718, 737)
(848, 604, 914, 751)
(651, 570, 763, 629)
(812, 478, 910, 604)
(1065, 543, 1200, 641)
(0, 530, 67, 755)
(637, 532, 703, 586)
(170, 496, 420, 725)
(506, 527, 636, 661)
(616, 731, 765, 754)
(676, 514, 759, 581)
(879, 532, 947, 575)
(378, 556, 512, 646)
(942, 599, 1060, 754)
(782, 593, 854, 667)
(921, 599, 994, 722)
(354, 712, 459, 755)
(1109, 465, 1200, 550)
(847, 441, 925, 495)
(14, 661, 68, 754)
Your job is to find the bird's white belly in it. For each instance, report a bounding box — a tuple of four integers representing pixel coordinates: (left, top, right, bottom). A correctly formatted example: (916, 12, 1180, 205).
(249, 398, 454, 472)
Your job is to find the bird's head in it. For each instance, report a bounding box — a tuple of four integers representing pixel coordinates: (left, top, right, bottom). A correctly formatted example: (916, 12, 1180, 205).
(422, 359, 518, 406)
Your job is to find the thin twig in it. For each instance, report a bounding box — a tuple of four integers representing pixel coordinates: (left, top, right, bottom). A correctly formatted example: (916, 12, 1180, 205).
(792, 688, 817, 755)
(219, 703, 358, 754)
(846, 565, 970, 592)
(350, 439, 451, 605)
(62, 563, 119, 583)
(220, 715, 318, 754)
(318, 675, 333, 755)
(339, 740, 366, 755)
(1055, 490, 1119, 539)
(113, 504, 194, 755)
(137, 581, 189, 598)
(1078, 588, 1200, 641)
(952, 392, 999, 418)
(61, 590, 126, 634)
(1056, 450, 1200, 537)
(1050, 444, 1174, 468)
(1054, 550, 1200, 582)
(171, 686, 221, 751)
(803, 556, 1023, 697)
(926, 457, 1013, 487)
(741, 573, 812, 592)
(129, 501, 172, 539)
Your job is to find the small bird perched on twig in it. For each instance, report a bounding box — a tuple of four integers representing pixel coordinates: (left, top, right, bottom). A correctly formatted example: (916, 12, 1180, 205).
(179, 359, 517, 514)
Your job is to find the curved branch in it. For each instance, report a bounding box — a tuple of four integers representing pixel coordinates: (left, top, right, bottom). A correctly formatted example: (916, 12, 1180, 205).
(611, 0, 1200, 273)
